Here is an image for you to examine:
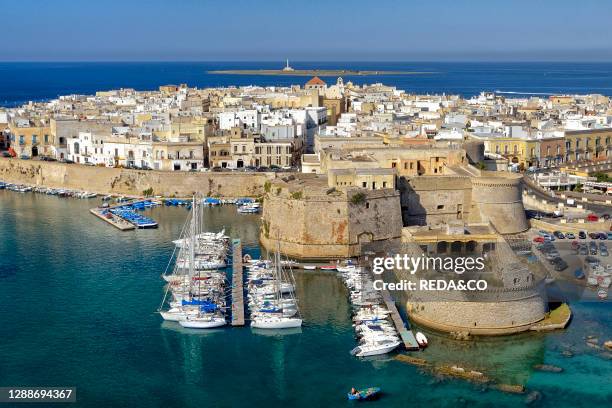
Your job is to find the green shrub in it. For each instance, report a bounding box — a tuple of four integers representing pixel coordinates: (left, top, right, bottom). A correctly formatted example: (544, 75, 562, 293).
(350, 192, 367, 205)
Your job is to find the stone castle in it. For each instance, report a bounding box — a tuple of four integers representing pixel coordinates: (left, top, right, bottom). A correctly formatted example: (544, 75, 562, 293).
(260, 142, 529, 259)
(260, 142, 551, 336)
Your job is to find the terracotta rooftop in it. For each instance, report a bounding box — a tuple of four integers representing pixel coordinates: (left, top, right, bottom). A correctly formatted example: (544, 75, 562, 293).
(306, 76, 326, 86)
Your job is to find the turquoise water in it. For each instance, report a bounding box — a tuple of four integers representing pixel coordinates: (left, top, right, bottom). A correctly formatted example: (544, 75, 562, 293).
(0, 191, 610, 407)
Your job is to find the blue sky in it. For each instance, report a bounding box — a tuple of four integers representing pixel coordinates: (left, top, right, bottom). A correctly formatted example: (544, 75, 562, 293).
(2, 0, 612, 61)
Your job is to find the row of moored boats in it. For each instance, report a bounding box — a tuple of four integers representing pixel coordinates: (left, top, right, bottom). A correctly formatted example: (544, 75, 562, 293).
(158, 197, 230, 328)
(339, 264, 403, 357)
(0, 181, 97, 198)
(246, 253, 302, 329)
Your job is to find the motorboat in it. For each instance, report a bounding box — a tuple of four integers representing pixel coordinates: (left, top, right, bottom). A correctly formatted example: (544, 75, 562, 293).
(350, 339, 400, 357)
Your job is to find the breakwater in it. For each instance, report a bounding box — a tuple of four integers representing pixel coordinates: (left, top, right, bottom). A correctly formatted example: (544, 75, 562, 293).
(0, 159, 274, 197)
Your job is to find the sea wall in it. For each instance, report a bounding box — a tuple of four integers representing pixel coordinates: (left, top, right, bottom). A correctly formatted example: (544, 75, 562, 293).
(407, 295, 547, 335)
(0, 158, 274, 197)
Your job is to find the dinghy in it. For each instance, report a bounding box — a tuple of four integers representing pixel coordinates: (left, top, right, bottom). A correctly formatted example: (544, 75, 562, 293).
(347, 387, 381, 401)
(416, 331, 428, 348)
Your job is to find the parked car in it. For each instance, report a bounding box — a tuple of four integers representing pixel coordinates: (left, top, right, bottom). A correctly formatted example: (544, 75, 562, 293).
(599, 232, 608, 240)
(587, 214, 599, 222)
(553, 231, 565, 239)
(571, 240, 580, 249)
(39, 156, 57, 161)
(19, 155, 30, 160)
(566, 233, 575, 240)
(1, 151, 12, 158)
(579, 231, 587, 239)
(579, 245, 589, 256)
(607, 232, 612, 240)
(602, 213, 611, 220)
(589, 232, 600, 239)
(533, 236, 545, 243)
(589, 241, 598, 255)
(553, 259, 569, 271)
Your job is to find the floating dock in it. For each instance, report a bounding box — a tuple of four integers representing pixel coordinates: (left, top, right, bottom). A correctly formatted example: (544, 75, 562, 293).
(231, 238, 245, 326)
(381, 289, 420, 351)
(89, 208, 135, 230)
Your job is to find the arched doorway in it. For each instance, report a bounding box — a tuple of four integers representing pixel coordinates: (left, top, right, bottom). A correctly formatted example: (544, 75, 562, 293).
(31, 146, 38, 157)
(451, 241, 463, 253)
(237, 159, 244, 168)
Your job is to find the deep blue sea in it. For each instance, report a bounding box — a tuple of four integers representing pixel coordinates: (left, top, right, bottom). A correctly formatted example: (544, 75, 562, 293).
(0, 192, 610, 407)
(1, 62, 612, 107)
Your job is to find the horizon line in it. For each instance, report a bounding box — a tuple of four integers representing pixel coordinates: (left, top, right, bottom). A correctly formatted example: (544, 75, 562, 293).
(2, 59, 612, 64)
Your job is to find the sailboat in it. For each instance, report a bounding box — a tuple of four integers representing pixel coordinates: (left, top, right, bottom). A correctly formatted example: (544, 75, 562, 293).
(250, 241, 302, 329)
(158, 195, 228, 328)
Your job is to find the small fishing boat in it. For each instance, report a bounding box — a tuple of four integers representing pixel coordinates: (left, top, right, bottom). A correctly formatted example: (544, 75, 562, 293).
(347, 387, 380, 401)
(416, 331, 428, 348)
(320, 265, 337, 271)
(302, 265, 316, 270)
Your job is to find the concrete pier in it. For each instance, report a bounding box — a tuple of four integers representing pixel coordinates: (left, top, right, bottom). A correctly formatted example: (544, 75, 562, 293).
(231, 238, 245, 326)
(89, 208, 135, 230)
(381, 289, 420, 351)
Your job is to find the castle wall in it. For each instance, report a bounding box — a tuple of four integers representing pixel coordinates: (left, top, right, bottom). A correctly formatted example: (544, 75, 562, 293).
(400, 176, 472, 226)
(260, 186, 402, 259)
(407, 295, 546, 335)
(468, 175, 529, 234)
(0, 158, 271, 197)
(400, 172, 528, 234)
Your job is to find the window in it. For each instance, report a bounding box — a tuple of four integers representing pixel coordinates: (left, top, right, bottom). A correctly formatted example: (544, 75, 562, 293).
(32, 135, 37, 144)
(44, 134, 49, 144)
(362, 182, 367, 188)
(392, 162, 397, 168)
(19, 135, 25, 145)
(382, 181, 387, 188)
(437, 205, 444, 210)
(409, 162, 414, 170)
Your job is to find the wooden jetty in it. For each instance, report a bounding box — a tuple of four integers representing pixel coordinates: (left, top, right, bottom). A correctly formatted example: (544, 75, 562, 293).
(231, 238, 245, 326)
(381, 289, 420, 351)
(89, 208, 135, 231)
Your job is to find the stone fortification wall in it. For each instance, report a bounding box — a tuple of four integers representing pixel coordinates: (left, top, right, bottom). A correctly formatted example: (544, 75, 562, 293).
(0, 158, 271, 197)
(400, 176, 473, 226)
(468, 173, 529, 234)
(400, 172, 528, 234)
(392, 240, 548, 335)
(407, 295, 546, 335)
(260, 182, 402, 259)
